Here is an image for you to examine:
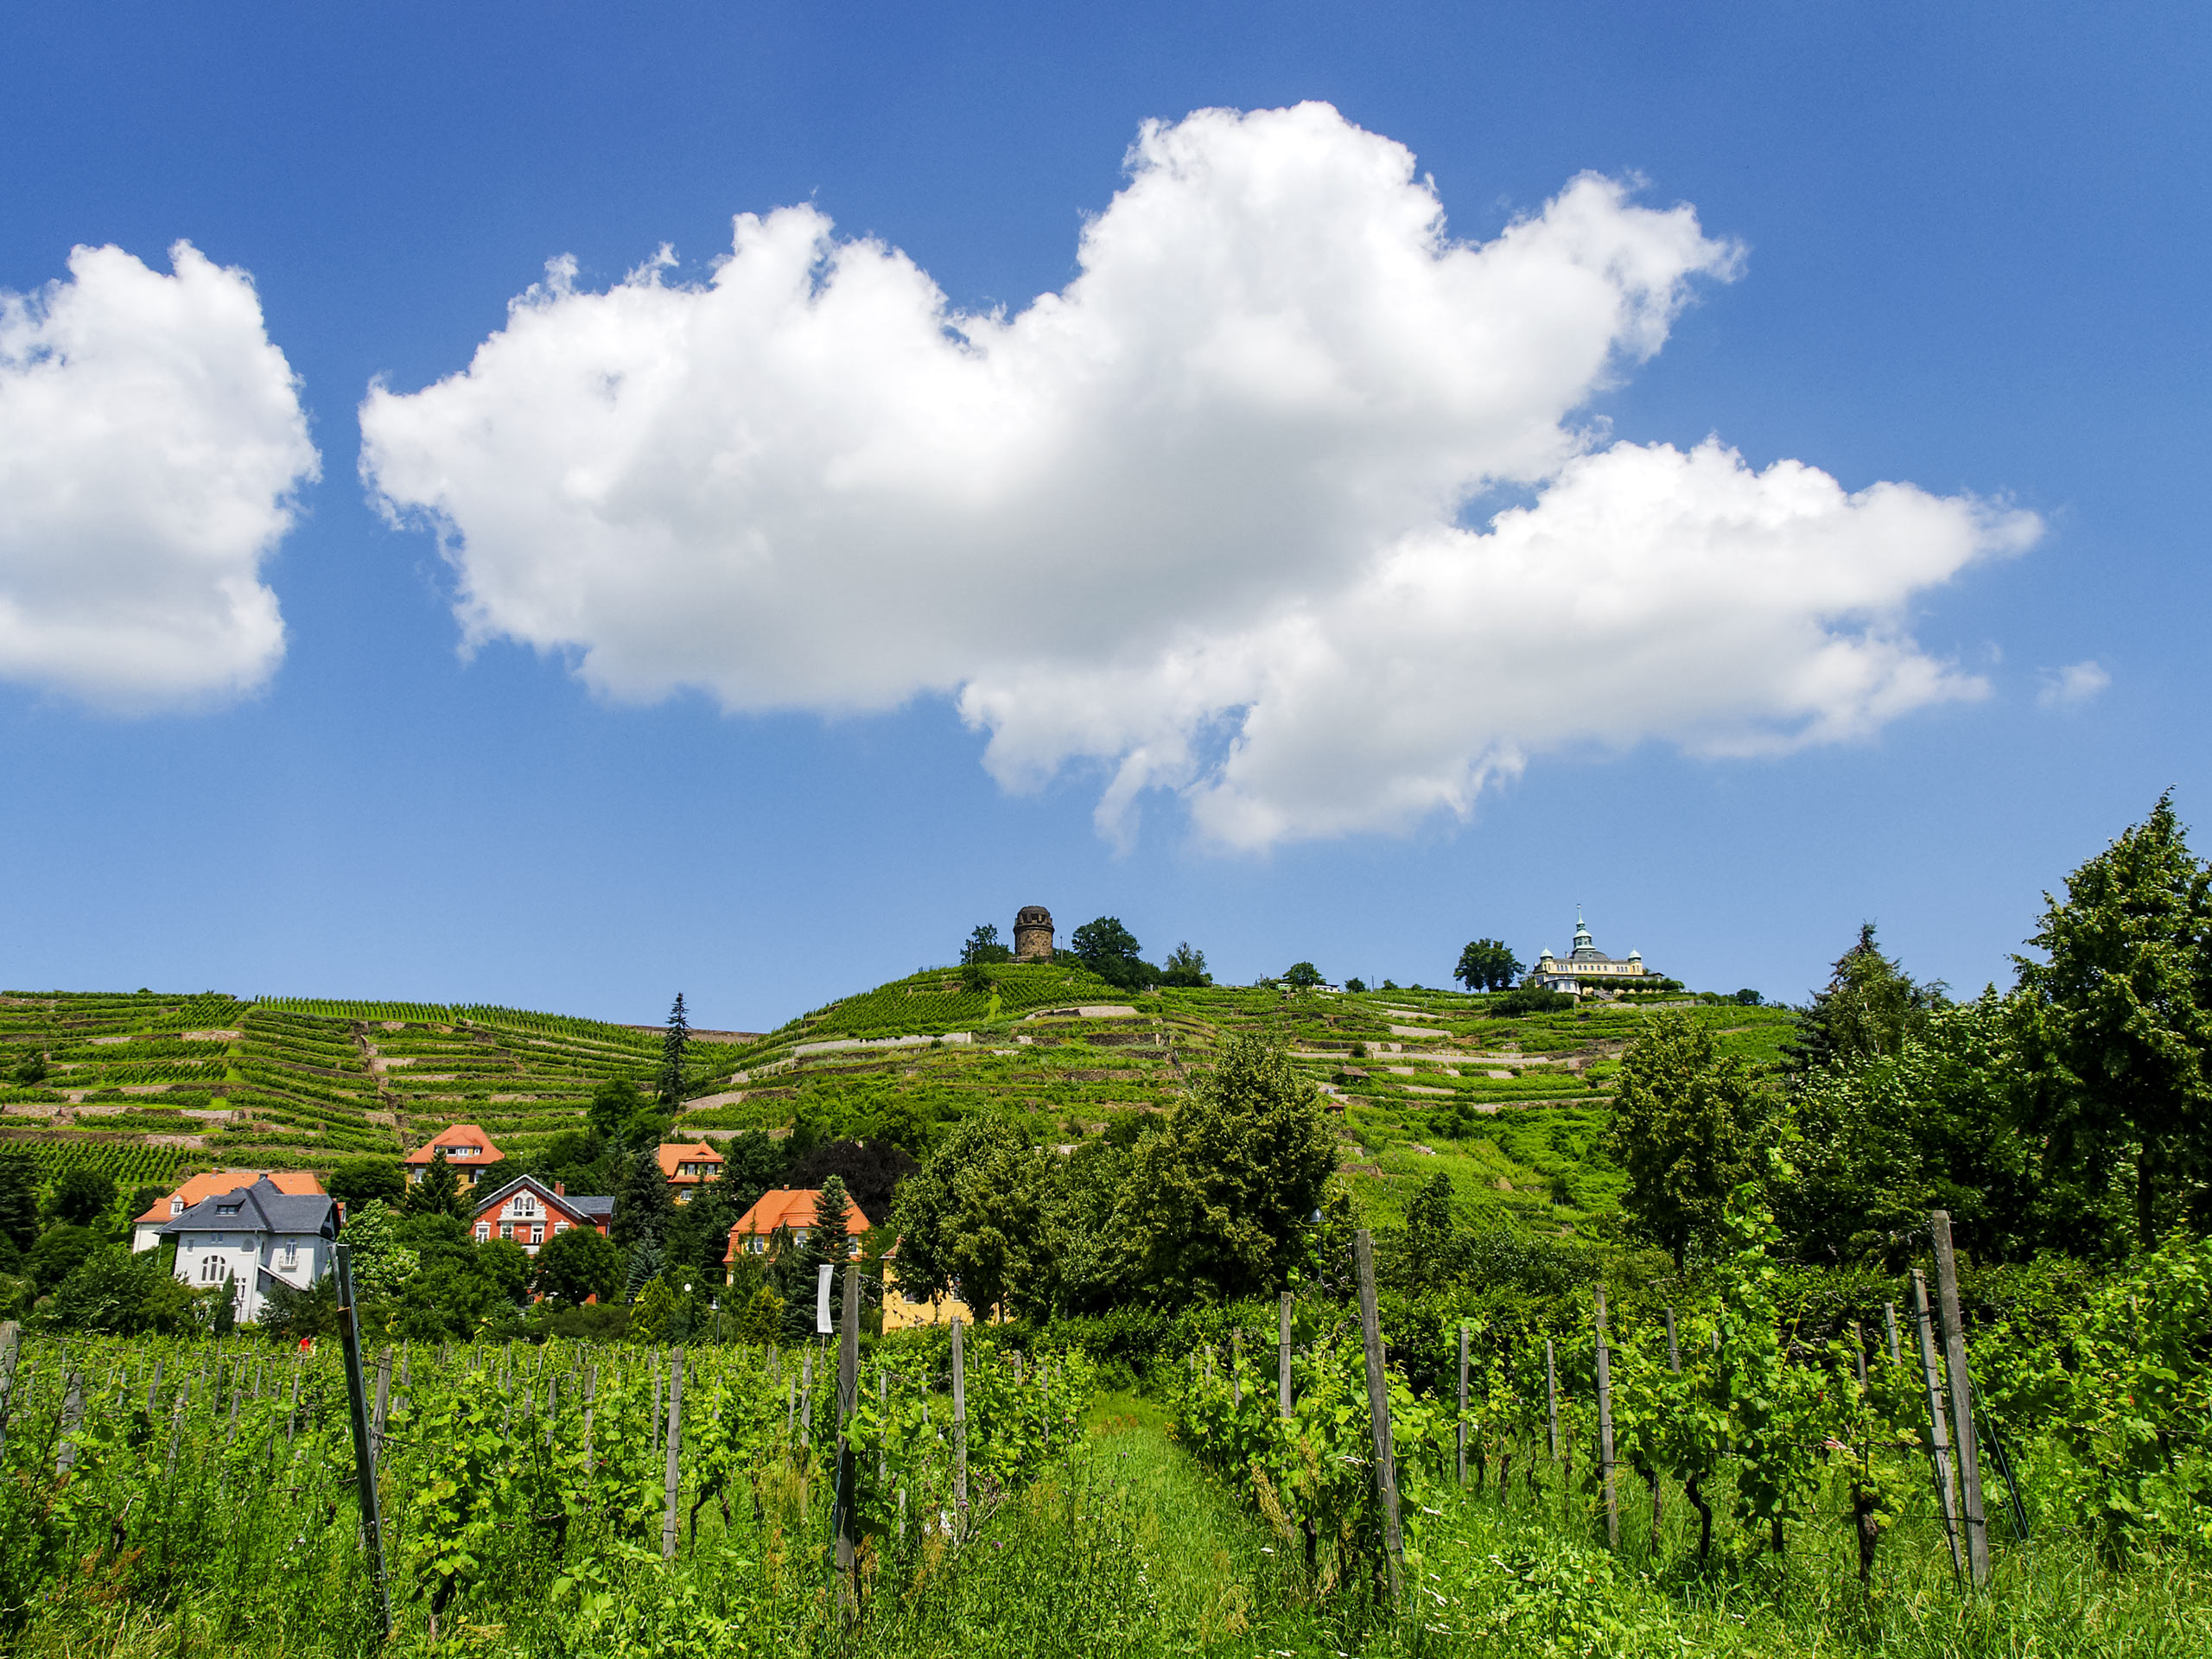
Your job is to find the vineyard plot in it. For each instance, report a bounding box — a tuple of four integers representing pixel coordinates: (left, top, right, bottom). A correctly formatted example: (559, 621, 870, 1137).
(0, 1326, 1094, 1652)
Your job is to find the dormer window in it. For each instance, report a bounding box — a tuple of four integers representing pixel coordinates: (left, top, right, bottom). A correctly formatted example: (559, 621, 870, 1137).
(169, 1198, 183, 1215)
(216, 1202, 241, 1216)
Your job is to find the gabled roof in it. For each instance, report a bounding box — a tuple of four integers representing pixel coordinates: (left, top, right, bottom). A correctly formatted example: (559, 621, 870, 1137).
(657, 1141, 724, 1181)
(470, 1173, 609, 1225)
(162, 1176, 338, 1239)
(134, 1169, 324, 1227)
(729, 1187, 871, 1236)
(404, 1124, 505, 1166)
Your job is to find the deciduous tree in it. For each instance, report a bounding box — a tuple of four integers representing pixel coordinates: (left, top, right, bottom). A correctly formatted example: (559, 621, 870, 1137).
(1607, 1011, 1782, 1268)
(1455, 938, 1523, 993)
(328, 1156, 406, 1212)
(961, 925, 1013, 965)
(1116, 1031, 1338, 1300)
(891, 1117, 1065, 1321)
(2015, 792, 2212, 1248)
(532, 1223, 622, 1307)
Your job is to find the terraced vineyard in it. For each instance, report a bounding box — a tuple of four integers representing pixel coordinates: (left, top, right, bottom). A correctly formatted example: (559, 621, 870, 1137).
(1, 974, 1795, 1227)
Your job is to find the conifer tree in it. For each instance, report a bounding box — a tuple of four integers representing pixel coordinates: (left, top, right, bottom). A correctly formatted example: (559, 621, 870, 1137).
(405, 1148, 469, 1220)
(658, 993, 691, 1108)
(613, 1148, 676, 1251)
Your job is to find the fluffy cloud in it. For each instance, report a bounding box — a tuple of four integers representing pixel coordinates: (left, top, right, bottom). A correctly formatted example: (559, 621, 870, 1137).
(360, 101, 2036, 846)
(2037, 659, 2110, 710)
(0, 242, 316, 710)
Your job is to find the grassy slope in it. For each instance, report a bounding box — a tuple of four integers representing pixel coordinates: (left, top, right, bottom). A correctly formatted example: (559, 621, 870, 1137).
(1, 972, 1796, 1236)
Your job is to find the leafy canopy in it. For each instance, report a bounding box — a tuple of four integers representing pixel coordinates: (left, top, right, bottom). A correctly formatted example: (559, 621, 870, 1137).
(1606, 1009, 1782, 1268)
(2014, 791, 2212, 1247)
(1455, 938, 1523, 993)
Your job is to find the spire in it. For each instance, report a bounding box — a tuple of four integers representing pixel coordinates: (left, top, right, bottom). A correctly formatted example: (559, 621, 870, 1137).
(1573, 908, 1593, 956)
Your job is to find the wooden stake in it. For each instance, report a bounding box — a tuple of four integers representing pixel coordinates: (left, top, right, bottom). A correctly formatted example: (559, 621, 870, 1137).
(1883, 1301, 1902, 1366)
(660, 1350, 685, 1561)
(1665, 1307, 1681, 1373)
(1929, 1211, 1990, 1585)
(834, 1268, 861, 1612)
(56, 1371, 84, 1474)
(1456, 1322, 1470, 1487)
(333, 1243, 392, 1639)
(1593, 1285, 1618, 1548)
(1544, 1338, 1560, 1460)
(950, 1314, 969, 1537)
(1352, 1230, 1403, 1602)
(1910, 1269, 1964, 1574)
(0, 1321, 20, 1461)
(1277, 1293, 1294, 1421)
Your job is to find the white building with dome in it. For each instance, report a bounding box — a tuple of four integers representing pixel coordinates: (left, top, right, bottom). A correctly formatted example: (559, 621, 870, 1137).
(1527, 912, 1656, 995)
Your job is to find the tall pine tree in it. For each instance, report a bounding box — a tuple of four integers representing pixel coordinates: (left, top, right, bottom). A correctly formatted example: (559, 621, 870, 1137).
(658, 993, 691, 1108)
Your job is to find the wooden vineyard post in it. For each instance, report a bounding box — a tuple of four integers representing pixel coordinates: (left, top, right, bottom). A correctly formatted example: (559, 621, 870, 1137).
(800, 1351, 813, 1450)
(0, 1321, 19, 1460)
(582, 1364, 598, 1472)
(1231, 1329, 1242, 1410)
(1593, 1284, 1619, 1548)
(56, 1370, 84, 1474)
(834, 1268, 861, 1615)
(1884, 1302, 1902, 1366)
(1456, 1322, 1470, 1486)
(1665, 1307, 1681, 1373)
(333, 1243, 392, 1640)
(1929, 1211, 1990, 1586)
(660, 1349, 685, 1561)
(1910, 1269, 1965, 1574)
(1278, 1292, 1294, 1420)
(1351, 1230, 1403, 1604)
(165, 1384, 189, 1480)
(950, 1315, 969, 1538)
(1851, 1323, 1868, 1389)
(372, 1347, 392, 1463)
(1544, 1338, 1560, 1461)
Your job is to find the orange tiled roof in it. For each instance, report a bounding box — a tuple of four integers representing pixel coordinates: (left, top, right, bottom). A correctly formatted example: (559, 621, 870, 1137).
(656, 1141, 724, 1183)
(403, 1124, 505, 1166)
(728, 1187, 871, 1238)
(134, 1168, 324, 1227)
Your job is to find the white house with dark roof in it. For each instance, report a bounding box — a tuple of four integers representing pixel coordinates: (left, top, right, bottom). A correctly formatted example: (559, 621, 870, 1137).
(162, 1175, 340, 1324)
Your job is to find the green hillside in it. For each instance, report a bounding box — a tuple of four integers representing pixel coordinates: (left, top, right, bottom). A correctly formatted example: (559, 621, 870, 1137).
(0, 972, 1796, 1231)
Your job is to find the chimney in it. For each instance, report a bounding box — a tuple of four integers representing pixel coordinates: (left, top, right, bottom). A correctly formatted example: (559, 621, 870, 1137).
(555, 1180, 565, 1197)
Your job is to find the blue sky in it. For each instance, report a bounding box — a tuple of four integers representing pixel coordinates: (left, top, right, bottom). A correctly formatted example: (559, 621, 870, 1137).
(1, 2, 2204, 1028)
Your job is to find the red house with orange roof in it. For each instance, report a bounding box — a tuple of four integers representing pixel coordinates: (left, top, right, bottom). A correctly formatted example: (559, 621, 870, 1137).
(130, 1168, 327, 1253)
(727, 1187, 870, 1261)
(404, 1124, 505, 1187)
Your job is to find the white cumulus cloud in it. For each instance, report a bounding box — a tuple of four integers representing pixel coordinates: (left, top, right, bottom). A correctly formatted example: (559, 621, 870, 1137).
(0, 241, 317, 710)
(359, 101, 2037, 847)
(2037, 659, 2110, 710)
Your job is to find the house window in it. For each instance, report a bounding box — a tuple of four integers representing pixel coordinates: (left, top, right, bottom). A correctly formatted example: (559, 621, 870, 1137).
(553, 1222, 569, 1236)
(200, 1254, 226, 1284)
(531, 1225, 543, 1244)
(280, 1243, 298, 1269)
(217, 1202, 240, 1216)
(517, 1194, 536, 1217)
(475, 1223, 490, 1242)
(499, 1223, 513, 1239)
(169, 1198, 183, 1215)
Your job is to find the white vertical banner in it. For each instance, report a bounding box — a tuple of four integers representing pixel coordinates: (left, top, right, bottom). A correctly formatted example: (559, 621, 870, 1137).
(816, 1263, 835, 1335)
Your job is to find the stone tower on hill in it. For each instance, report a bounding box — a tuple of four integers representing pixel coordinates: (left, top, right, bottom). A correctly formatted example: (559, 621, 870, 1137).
(1014, 906, 1055, 961)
